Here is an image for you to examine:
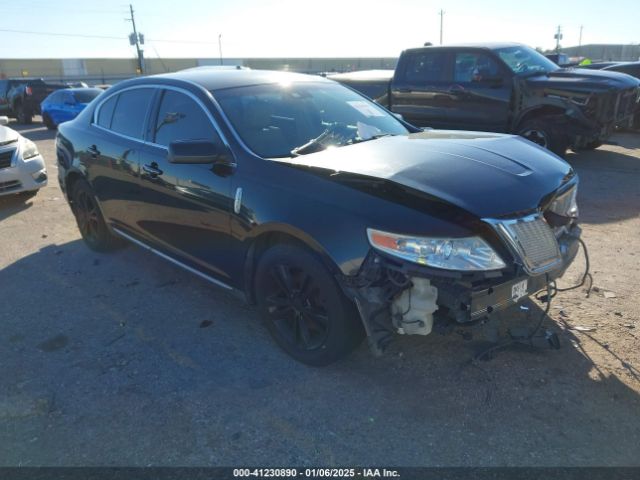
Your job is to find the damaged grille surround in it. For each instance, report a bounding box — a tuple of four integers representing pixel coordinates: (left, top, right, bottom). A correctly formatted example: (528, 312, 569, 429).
(344, 213, 579, 354)
(484, 213, 562, 276)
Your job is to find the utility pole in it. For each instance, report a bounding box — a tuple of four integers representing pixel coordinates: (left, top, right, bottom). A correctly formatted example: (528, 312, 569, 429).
(554, 25, 563, 54)
(128, 4, 145, 74)
(578, 25, 583, 56)
(439, 10, 444, 45)
(218, 34, 223, 65)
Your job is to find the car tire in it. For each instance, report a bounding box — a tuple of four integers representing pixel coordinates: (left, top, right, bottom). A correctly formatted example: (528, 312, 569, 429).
(43, 113, 56, 130)
(15, 104, 33, 125)
(255, 243, 364, 366)
(517, 117, 568, 158)
(71, 180, 124, 252)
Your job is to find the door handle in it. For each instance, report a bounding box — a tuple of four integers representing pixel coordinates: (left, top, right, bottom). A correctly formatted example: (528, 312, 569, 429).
(87, 145, 100, 157)
(142, 163, 163, 178)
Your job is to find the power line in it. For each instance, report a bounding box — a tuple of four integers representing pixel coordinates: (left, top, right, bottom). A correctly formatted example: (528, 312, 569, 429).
(0, 28, 221, 45)
(0, 28, 124, 41)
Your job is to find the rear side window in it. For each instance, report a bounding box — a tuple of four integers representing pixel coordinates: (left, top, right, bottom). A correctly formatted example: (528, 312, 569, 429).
(110, 88, 154, 139)
(404, 52, 449, 83)
(96, 95, 118, 128)
(153, 90, 220, 147)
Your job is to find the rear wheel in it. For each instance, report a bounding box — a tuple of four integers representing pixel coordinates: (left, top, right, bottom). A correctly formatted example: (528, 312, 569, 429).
(255, 244, 364, 366)
(43, 113, 56, 130)
(15, 104, 33, 125)
(517, 117, 568, 158)
(71, 180, 124, 252)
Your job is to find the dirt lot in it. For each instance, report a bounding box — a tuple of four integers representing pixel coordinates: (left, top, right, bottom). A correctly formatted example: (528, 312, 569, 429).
(1, 121, 639, 467)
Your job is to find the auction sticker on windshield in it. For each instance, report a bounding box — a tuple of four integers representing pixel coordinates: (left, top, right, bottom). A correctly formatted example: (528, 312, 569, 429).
(347, 100, 386, 117)
(511, 279, 528, 302)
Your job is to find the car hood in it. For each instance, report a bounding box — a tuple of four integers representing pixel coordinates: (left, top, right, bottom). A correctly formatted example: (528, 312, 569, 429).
(0, 125, 20, 146)
(283, 130, 574, 218)
(525, 68, 640, 92)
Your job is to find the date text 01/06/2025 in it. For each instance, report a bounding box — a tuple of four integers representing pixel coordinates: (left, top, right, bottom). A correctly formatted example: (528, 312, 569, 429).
(232, 468, 401, 478)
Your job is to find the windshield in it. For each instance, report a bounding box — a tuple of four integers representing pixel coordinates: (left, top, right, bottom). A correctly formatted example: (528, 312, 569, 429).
(213, 82, 409, 158)
(495, 45, 560, 75)
(73, 89, 102, 103)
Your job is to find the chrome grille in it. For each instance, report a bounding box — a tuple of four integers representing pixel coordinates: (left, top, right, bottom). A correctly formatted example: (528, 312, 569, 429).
(488, 215, 562, 275)
(0, 148, 15, 169)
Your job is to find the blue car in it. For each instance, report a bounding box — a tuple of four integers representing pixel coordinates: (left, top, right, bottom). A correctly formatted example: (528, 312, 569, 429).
(41, 88, 103, 130)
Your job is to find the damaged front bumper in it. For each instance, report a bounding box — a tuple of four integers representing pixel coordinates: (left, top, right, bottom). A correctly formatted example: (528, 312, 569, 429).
(567, 87, 640, 147)
(343, 224, 582, 355)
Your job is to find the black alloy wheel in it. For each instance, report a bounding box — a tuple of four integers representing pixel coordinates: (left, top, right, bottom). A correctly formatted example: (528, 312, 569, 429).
(255, 244, 364, 366)
(71, 180, 123, 252)
(266, 263, 330, 351)
(517, 116, 568, 158)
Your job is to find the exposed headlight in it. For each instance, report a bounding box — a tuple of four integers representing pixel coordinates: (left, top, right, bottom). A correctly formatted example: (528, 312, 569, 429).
(549, 185, 578, 218)
(367, 228, 506, 271)
(21, 137, 40, 160)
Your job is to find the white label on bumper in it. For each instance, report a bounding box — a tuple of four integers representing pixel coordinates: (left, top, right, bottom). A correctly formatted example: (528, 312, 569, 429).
(511, 279, 528, 302)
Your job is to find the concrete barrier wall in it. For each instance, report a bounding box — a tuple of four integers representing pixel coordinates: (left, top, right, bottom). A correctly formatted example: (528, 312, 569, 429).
(0, 57, 398, 84)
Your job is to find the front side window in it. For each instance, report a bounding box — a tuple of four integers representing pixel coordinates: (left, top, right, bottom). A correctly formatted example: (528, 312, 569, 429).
(404, 52, 449, 83)
(110, 88, 154, 139)
(454, 52, 501, 83)
(153, 90, 220, 147)
(214, 81, 409, 158)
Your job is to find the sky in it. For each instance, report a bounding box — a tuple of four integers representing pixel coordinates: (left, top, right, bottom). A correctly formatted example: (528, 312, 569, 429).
(0, 0, 638, 59)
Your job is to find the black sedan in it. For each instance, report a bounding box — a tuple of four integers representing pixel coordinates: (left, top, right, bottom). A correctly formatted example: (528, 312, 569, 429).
(56, 69, 582, 365)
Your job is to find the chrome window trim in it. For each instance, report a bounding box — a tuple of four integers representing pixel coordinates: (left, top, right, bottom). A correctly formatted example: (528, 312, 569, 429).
(92, 83, 232, 152)
(112, 227, 233, 291)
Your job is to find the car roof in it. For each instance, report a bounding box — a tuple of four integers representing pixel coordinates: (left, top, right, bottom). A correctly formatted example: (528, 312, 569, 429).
(404, 42, 524, 53)
(65, 87, 104, 93)
(150, 69, 332, 91)
(604, 61, 640, 69)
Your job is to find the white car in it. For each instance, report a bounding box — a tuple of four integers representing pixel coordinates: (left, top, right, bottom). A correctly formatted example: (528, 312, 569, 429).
(0, 116, 47, 198)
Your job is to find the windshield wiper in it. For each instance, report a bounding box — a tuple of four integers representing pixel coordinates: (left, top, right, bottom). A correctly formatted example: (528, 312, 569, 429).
(291, 132, 394, 157)
(349, 133, 395, 145)
(291, 129, 335, 157)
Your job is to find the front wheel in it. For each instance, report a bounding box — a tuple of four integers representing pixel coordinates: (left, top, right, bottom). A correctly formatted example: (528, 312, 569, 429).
(517, 117, 568, 158)
(255, 244, 364, 366)
(71, 180, 124, 252)
(43, 113, 56, 130)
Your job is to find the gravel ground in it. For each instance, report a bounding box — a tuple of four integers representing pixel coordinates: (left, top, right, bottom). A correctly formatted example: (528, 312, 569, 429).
(1, 121, 639, 467)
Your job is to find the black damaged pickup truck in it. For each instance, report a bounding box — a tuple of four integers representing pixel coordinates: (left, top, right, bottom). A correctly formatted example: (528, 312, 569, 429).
(331, 43, 640, 156)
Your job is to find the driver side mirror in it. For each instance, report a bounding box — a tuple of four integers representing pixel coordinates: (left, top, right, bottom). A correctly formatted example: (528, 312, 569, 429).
(0, 116, 8, 126)
(168, 140, 236, 169)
